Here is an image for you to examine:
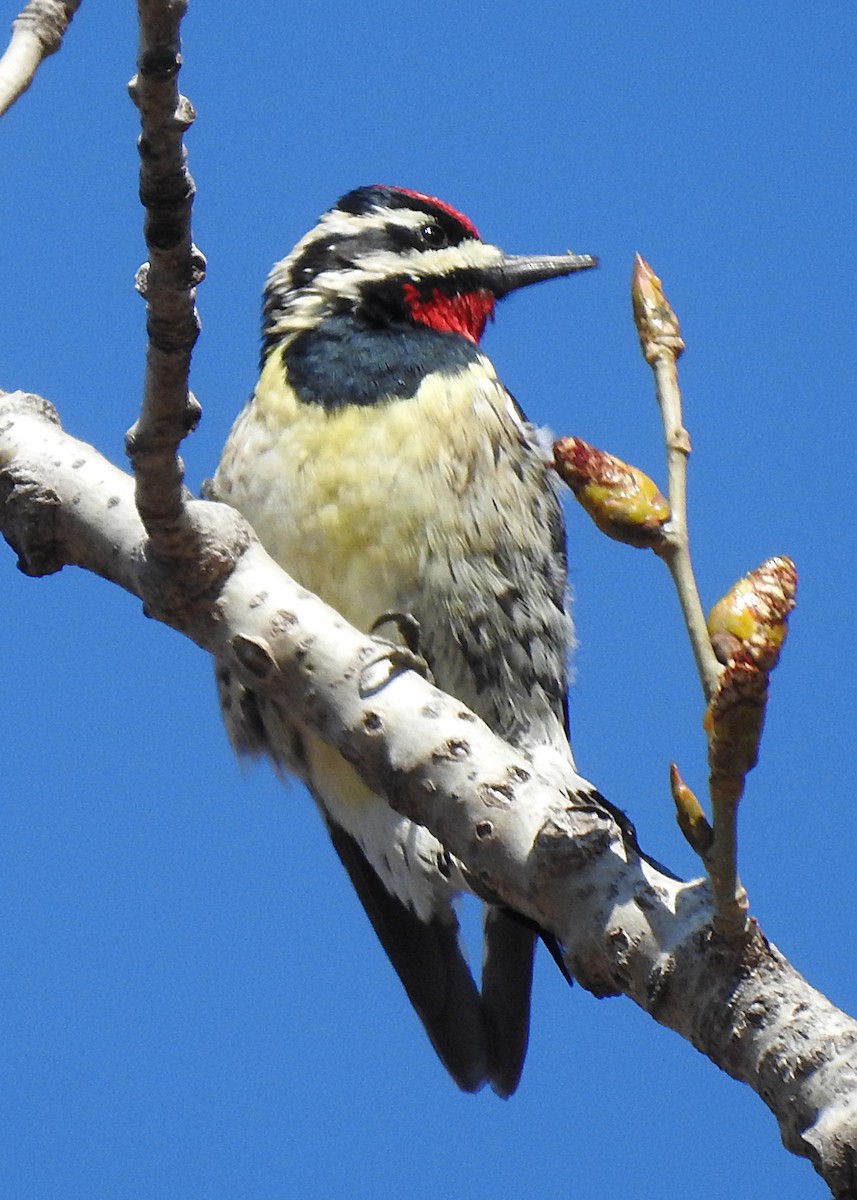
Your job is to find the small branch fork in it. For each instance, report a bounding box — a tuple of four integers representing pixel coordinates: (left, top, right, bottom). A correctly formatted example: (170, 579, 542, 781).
(556, 254, 797, 940)
(0, 0, 81, 117)
(633, 257, 797, 937)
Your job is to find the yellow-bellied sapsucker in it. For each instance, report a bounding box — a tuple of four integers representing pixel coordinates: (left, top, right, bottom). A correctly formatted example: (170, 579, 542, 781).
(212, 186, 597, 1096)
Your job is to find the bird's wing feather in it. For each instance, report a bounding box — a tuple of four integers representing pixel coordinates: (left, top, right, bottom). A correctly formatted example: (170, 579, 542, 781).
(324, 817, 489, 1093)
(481, 907, 538, 1098)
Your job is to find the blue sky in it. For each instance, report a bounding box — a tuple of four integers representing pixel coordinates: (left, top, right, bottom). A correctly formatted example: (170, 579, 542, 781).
(0, 3, 853, 1197)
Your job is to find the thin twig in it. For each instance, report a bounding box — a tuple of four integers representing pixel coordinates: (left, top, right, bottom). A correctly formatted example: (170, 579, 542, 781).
(634, 258, 799, 936)
(631, 254, 752, 932)
(126, 0, 204, 560)
(705, 775, 749, 937)
(631, 254, 722, 702)
(0, 0, 81, 117)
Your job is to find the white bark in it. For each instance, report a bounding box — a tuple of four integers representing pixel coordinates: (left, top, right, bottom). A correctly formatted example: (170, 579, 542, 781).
(0, 0, 81, 117)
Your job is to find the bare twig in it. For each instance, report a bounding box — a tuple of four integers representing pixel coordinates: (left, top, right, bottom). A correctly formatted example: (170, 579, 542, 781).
(631, 253, 755, 930)
(632, 260, 800, 937)
(631, 253, 722, 702)
(125, 0, 204, 559)
(0, 0, 80, 116)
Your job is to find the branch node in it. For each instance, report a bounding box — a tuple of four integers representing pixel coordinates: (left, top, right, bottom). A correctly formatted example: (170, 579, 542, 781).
(534, 808, 616, 873)
(0, 475, 63, 576)
(174, 93, 195, 129)
(231, 632, 278, 680)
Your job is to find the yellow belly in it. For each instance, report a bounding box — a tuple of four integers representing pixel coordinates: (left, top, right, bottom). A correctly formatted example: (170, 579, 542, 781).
(215, 344, 524, 634)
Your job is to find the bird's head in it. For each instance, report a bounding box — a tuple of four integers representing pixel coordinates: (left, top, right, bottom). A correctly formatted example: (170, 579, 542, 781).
(261, 186, 597, 358)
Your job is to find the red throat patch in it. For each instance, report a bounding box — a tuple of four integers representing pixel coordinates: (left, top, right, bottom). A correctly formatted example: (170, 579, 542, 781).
(401, 283, 495, 343)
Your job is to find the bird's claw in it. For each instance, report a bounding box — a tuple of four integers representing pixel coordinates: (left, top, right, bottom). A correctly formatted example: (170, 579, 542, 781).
(360, 612, 434, 696)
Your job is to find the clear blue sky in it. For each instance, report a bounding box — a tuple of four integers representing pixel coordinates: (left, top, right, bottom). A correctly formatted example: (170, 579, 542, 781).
(1, 3, 853, 1197)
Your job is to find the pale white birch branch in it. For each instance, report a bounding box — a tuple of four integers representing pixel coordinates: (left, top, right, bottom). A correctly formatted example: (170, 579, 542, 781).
(0, 0, 80, 117)
(1, 387, 856, 1196)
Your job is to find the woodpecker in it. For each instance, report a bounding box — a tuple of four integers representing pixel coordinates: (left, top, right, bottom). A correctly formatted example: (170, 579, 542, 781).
(212, 185, 597, 1097)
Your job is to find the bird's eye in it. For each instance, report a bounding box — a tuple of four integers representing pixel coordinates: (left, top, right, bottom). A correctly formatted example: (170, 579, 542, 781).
(419, 223, 448, 249)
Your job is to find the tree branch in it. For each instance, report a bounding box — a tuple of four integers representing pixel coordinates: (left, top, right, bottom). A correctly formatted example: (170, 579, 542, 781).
(1, 387, 856, 1194)
(0, 0, 80, 117)
(2, 2, 853, 1191)
(126, 0, 203, 558)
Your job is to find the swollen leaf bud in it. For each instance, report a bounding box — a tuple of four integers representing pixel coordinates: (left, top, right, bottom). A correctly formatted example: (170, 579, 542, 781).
(670, 762, 713, 855)
(704, 663, 768, 780)
(554, 437, 670, 548)
(704, 557, 797, 781)
(707, 556, 797, 671)
(631, 254, 685, 364)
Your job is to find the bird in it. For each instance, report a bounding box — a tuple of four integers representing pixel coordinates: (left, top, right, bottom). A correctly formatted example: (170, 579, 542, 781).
(211, 185, 598, 1097)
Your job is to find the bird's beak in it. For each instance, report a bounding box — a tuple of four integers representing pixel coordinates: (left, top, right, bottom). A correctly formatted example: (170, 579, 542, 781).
(487, 251, 598, 297)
